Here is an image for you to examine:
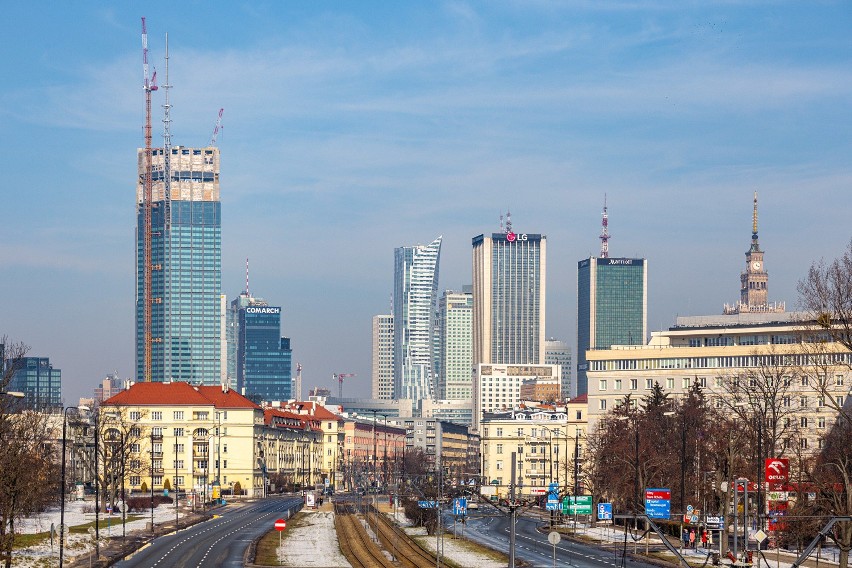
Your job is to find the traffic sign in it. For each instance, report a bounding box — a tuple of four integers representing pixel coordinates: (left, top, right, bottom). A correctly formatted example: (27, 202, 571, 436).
(453, 498, 467, 516)
(274, 519, 287, 531)
(645, 488, 671, 519)
(597, 502, 613, 521)
(563, 495, 593, 515)
(548, 531, 561, 545)
(418, 500, 438, 509)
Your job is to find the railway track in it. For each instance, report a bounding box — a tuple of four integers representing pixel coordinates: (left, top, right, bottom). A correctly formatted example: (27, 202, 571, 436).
(365, 504, 441, 568)
(333, 501, 396, 568)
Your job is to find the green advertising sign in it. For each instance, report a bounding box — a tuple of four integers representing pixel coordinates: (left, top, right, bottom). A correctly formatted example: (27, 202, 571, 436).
(562, 495, 593, 515)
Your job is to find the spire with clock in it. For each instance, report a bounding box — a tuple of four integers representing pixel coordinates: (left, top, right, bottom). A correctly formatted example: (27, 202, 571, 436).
(723, 193, 785, 314)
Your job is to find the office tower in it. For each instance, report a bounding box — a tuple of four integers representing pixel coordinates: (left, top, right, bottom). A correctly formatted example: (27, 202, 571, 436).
(7, 357, 62, 410)
(93, 372, 127, 403)
(724, 193, 785, 315)
(372, 314, 395, 399)
(435, 287, 473, 400)
(136, 146, 222, 383)
(229, 292, 292, 402)
(472, 219, 546, 367)
(393, 236, 442, 401)
(544, 338, 573, 400)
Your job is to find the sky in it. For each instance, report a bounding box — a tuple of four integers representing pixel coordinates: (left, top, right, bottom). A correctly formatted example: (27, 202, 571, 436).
(1, 2, 850, 405)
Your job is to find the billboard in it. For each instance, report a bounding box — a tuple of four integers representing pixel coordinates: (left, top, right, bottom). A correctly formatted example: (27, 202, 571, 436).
(645, 488, 671, 519)
(765, 458, 789, 490)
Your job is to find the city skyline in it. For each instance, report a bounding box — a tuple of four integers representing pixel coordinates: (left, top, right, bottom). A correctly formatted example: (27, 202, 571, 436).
(1, 3, 850, 405)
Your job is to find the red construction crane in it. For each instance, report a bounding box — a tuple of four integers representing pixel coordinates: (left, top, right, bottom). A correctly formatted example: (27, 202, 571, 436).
(141, 17, 158, 382)
(333, 373, 356, 399)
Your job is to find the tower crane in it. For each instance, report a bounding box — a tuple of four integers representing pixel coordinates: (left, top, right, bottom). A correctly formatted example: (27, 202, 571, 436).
(333, 373, 356, 399)
(209, 108, 224, 146)
(141, 17, 159, 382)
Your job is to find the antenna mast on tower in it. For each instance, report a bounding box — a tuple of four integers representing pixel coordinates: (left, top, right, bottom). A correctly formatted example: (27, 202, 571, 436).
(210, 108, 224, 146)
(141, 17, 159, 382)
(245, 257, 250, 296)
(599, 195, 610, 258)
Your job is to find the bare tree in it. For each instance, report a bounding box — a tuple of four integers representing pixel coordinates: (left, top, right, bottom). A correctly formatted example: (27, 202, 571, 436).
(798, 239, 852, 356)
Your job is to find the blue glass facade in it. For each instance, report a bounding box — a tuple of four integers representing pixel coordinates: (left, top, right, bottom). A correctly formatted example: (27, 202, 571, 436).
(136, 200, 222, 383)
(236, 306, 292, 401)
(7, 357, 62, 410)
(577, 257, 646, 395)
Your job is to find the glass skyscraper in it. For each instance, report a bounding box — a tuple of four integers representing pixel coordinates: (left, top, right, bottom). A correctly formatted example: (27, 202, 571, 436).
(136, 146, 222, 383)
(7, 357, 62, 411)
(393, 236, 442, 401)
(577, 257, 647, 395)
(472, 232, 546, 366)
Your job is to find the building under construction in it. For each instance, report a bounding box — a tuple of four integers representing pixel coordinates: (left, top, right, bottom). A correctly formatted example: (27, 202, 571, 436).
(135, 145, 222, 383)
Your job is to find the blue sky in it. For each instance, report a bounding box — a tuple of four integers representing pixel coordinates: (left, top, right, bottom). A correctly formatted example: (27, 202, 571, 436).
(1, 2, 850, 404)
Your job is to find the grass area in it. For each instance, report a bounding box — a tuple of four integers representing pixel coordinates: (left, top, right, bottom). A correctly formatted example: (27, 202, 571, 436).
(253, 513, 308, 566)
(447, 533, 510, 563)
(13, 515, 146, 548)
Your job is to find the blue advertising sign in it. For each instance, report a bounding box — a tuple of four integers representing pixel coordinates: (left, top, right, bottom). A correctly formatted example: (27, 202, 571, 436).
(453, 498, 467, 516)
(418, 500, 438, 509)
(597, 502, 613, 521)
(644, 488, 671, 519)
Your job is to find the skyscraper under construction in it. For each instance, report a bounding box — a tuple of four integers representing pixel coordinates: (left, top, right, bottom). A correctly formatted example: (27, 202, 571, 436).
(135, 146, 222, 383)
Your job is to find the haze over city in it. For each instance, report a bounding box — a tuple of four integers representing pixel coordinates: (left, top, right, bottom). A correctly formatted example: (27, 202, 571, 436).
(1, 2, 850, 405)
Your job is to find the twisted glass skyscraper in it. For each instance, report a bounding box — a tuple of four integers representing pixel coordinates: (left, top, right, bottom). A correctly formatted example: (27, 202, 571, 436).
(393, 236, 442, 401)
(136, 146, 222, 383)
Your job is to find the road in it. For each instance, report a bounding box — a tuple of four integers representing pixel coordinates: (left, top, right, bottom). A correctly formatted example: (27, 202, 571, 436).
(464, 506, 661, 568)
(115, 496, 302, 568)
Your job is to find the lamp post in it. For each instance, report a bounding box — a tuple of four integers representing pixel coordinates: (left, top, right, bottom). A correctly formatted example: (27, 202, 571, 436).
(150, 429, 155, 536)
(93, 412, 100, 559)
(59, 406, 82, 568)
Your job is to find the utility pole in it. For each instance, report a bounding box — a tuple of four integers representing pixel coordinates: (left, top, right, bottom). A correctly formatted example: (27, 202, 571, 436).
(509, 452, 519, 568)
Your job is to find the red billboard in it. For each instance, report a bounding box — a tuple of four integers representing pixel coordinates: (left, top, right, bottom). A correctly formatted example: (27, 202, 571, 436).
(765, 458, 790, 490)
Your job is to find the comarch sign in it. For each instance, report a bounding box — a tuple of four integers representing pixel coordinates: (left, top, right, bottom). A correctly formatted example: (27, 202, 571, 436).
(246, 307, 281, 315)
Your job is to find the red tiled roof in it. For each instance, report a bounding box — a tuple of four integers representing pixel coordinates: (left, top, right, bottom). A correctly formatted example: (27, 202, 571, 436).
(569, 394, 588, 403)
(104, 382, 260, 410)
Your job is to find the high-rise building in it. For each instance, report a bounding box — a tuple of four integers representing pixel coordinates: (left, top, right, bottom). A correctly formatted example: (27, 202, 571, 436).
(472, 224, 546, 367)
(393, 236, 442, 401)
(7, 357, 62, 410)
(228, 292, 292, 402)
(93, 372, 127, 403)
(372, 314, 394, 399)
(136, 146, 222, 383)
(577, 257, 647, 395)
(435, 287, 473, 400)
(544, 338, 573, 400)
(724, 193, 785, 315)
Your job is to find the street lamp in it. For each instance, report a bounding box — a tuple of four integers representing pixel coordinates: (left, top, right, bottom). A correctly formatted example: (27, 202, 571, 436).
(59, 405, 84, 568)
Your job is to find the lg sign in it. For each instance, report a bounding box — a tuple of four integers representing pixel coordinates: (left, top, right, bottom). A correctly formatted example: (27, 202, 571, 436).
(506, 232, 528, 242)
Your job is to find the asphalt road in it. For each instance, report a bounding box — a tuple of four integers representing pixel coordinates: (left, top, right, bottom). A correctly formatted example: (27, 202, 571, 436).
(114, 496, 302, 568)
(464, 507, 661, 568)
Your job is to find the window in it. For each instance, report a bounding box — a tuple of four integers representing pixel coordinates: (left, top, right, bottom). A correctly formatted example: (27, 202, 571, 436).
(599, 380, 607, 391)
(130, 444, 140, 453)
(800, 417, 808, 428)
(630, 379, 637, 390)
(130, 476, 141, 486)
(666, 378, 674, 390)
(174, 411, 184, 420)
(682, 378, 690, 389)
(837, 396, 846, 406)
(194, 412, 209, 421)
(223, 460, 227, 469)
(175, 476, 184, 486)
(576, 410, 582, 420)
(517, 428, 524, 436)
(130, 459, 141, 469)
(153, 443, 162, 453)
(599, 399, 607, 411)
(800, 439, 808, 450)
(783, 397, 791, 408)
(129, 412, 141, 421)
(223, 444, 227, 453)
(496, 428, 503, 437)
(174, 428, 184, 437)
(800, 396, 808, 407)
(615, 379, 622, 390)
(818, 417, 826, 429)
(645, 379, 654, 389)
(173, 460, 184, 469)
(497, 444, 503, 455)
(496, 461, 503, 470)
(836, 375, 845, 387)
(152, 427, 163, 436)
(801, 377, 809, 387)
(173, 443, 185, 453)
(131, 427, 141, 437)
(153, 476, 163, 485)
(152, 411, 163, 421)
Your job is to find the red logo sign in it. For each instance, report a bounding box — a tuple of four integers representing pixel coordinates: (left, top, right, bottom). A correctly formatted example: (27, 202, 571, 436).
(645, 489, 671, 500)
(274, 519, 287, 531)
(506, 232, 516, 242)
(765, 458, 789, 484)
(735, 479, 758, 492)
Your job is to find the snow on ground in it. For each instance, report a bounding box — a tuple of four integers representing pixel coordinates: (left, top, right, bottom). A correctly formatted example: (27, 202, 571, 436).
(11, 497, 188, 568)
(407, 526, 505, 568)
(277, 509, 351, 568)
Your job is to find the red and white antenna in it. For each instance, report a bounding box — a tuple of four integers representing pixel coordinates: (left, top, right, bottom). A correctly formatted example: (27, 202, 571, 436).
(599, 195, 610, 258)
(210, 108, 224, 146)
(245, 257, 250, 296)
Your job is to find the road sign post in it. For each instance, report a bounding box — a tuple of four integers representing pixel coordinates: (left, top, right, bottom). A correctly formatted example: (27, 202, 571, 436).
(548, 531, 561, 568)
(274, 518, 287, 552)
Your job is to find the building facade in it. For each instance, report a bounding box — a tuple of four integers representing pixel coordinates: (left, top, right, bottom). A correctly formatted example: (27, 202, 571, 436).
(472, 230, 546, 368)
(545, 339, 573, 400)
(136, 146, 222, 384)
(393, 236, 442, 401)
(472, 364, 560, 430)
(435, 288, 474, 400)
(585, 313, 850, 453)
(372, 314, 395, 399)
(230, 294, 292, 401)
(8, 357, 62, 411)
(577, 257, 647, 396)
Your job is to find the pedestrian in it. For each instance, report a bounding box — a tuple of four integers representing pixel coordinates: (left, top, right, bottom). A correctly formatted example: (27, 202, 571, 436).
(689, 529, 696, 549)
(701, 529, 708, 549)
(682, 528, 689, 548)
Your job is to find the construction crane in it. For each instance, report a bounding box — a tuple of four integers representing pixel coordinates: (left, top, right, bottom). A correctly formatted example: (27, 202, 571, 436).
(333, 373, 356, 399)
(141, 17, 159, 382)
(209, 108, 224, 146)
